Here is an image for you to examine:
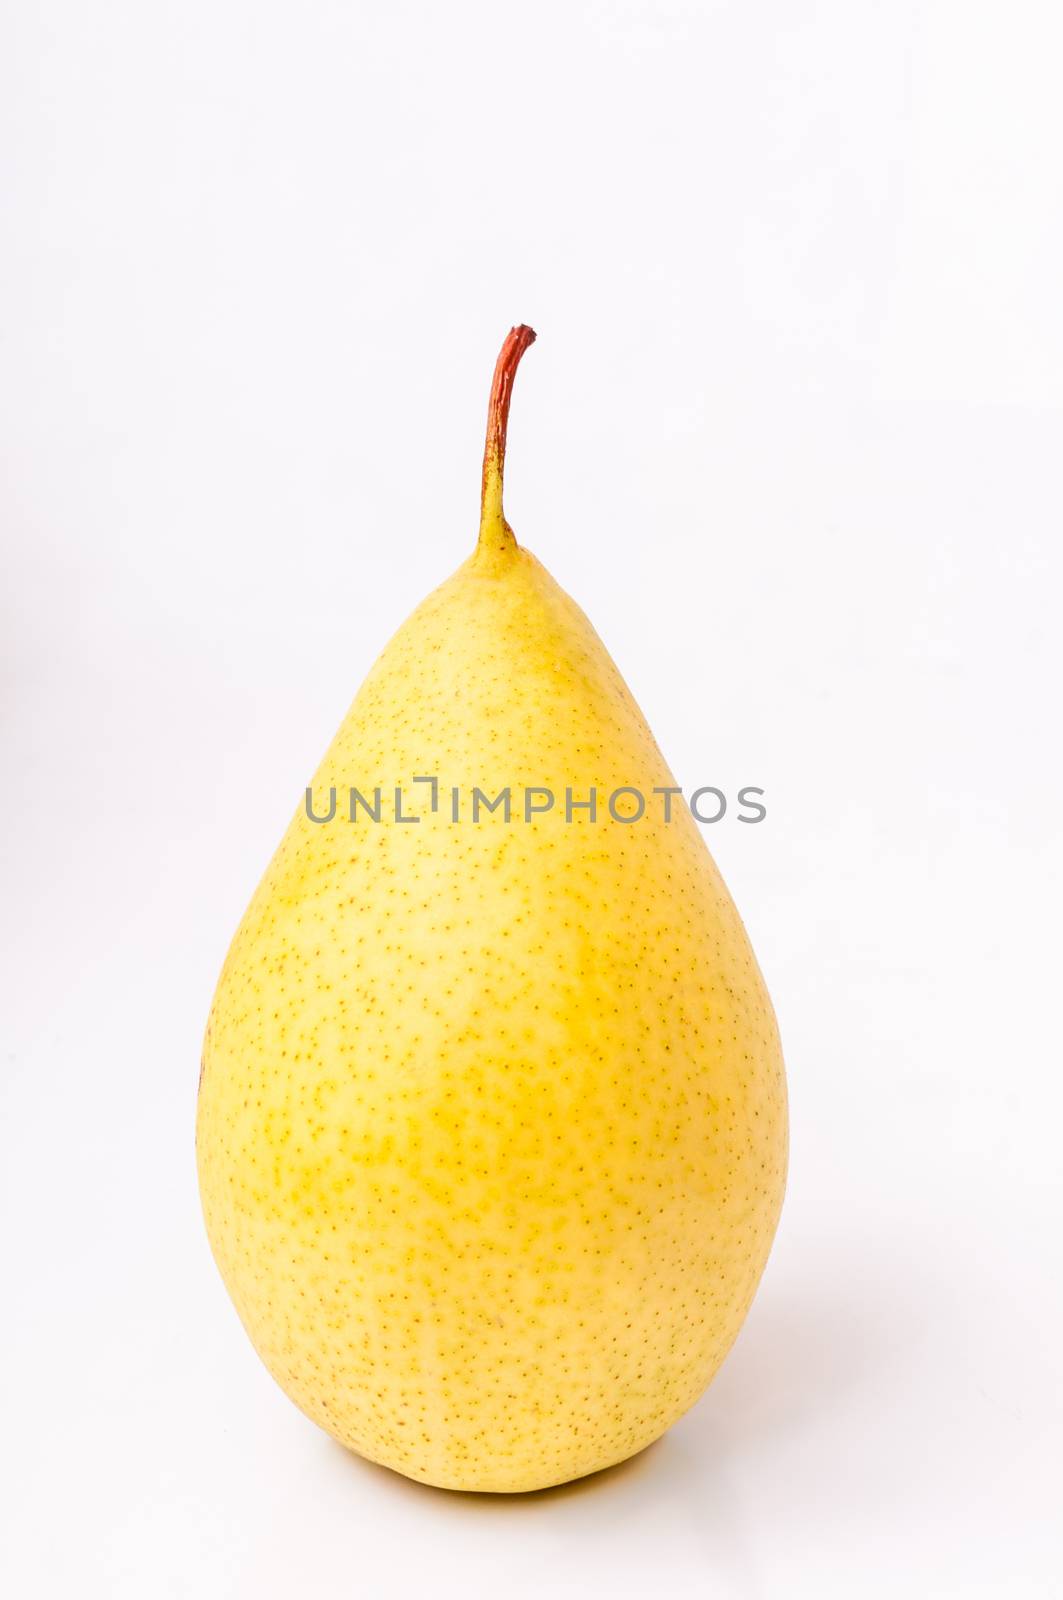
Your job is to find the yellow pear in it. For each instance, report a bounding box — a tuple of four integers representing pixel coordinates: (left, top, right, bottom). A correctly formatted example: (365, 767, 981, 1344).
(197, 326, 787, 1493)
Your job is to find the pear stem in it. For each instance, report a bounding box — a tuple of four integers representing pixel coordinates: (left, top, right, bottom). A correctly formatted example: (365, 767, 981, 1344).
(478, 324, 536, 556)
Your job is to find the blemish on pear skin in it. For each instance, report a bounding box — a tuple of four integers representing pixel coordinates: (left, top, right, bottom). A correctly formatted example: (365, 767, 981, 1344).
(195, 327, 787, 1493)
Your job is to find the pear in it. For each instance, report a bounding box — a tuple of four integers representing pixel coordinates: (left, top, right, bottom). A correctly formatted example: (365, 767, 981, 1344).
(197, 326, 787, 1493)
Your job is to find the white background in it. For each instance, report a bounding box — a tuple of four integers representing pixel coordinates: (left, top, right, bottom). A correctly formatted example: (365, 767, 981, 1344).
(3, 3, 1062, 1596)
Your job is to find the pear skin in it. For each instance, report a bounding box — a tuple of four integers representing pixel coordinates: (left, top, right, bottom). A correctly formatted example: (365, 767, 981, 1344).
(197, 327, 787, 1492)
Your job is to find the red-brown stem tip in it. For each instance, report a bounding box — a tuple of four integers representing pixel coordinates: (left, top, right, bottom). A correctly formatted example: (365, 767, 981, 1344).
(479, 324, 536, 547)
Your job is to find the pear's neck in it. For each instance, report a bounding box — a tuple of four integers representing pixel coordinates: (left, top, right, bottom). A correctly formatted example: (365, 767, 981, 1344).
(476, 324, 536, 564)
(478, 450, 513, 559)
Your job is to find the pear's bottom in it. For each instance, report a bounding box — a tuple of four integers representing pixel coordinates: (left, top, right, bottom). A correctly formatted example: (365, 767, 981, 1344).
(338, 1425, 669, 1495)
(209, 1208, 777, 1492)
(256, 1329, 748, 1495)
(204, 1166, 784, 1493)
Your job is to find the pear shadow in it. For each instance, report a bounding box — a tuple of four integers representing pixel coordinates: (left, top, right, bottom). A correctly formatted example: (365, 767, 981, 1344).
(672, 1234, 930, 1478)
